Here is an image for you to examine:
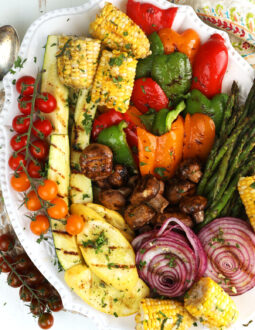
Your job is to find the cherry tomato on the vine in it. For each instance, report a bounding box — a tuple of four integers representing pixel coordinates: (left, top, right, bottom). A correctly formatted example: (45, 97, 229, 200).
(38, 313, 54, 329)
(10, 134, 27, 151)
(30, 215, 50, 236)
(37, 180, 58, 201)
(28, 161, 42, 178)
(0, 255, 13, 273)
(0, 234, 14, 252)
(12, 115, 30, 133)
(29, 140, 48, 160)
(25, 190, 41, 211)
(66, 214, 84, 235)
(30, 298, 46, 316)
(13, 253, 33, 274)
(7, 272, 22, 288)
(32, 119, 52, 139)
(19, 285, 32, 302)
(8, 153, 26, 171)
(18, 95, 32, 115)
(16, 76, 35, 96)
(36, 93, 57, 113)
(47, 198, 68, 220)
(25, 269, 45, 287)
(47, 295, 63, 312)
(11, 172, 30, 192)
(36, 284, 52, 299)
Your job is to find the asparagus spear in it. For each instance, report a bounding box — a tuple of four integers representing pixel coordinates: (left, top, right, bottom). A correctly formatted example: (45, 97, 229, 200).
(197, 158, 255, 230)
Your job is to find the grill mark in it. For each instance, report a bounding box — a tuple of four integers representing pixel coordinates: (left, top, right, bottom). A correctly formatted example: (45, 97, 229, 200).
(50, 142, 65, 154)
(91, 263, 135, 269)
(57, 112, 67, 128)
(63, 250, 79, 256)
(53, 229, 72, 237)
(70, 186, 83, 192)
(49, 165, 65, 179)
(57, 192, 68, 198)
(78, 244, 130, 250)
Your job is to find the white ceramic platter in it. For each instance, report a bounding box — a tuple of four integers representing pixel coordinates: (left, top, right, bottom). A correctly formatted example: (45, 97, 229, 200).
(0, 0, 255, 329)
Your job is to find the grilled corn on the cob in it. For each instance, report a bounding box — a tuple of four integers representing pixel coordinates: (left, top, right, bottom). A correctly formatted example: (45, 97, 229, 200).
(238, 176, 255, 230)
(57, 36, 101, 89)
(90, 2, 150, 59)
(91, 49, 137, 113)
(184, 277, 238, 329)
(135, 298, 193, 330)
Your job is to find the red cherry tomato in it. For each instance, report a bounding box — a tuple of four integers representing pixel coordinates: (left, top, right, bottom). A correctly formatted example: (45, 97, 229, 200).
(19, 285, 32, 302)
(131, 78, 169, 114)
(16, 76, 35, 96)
(10, 134, 28, 151)
(29, 140, 49, 160)
(30, 298, 46, 316)
(0, 255, 14, 273)
(32, 119, 53, 139)
(28, 161, 42, 178)
(8, 153, 26, 171)
(12, 115, 30, 133)
(48, 296, 63, 312)
(18, 95, 32, 115)
(36, 93, 57, 113)
(7, 272, 22, 288)
(10, 172, 30, 192)
(38, 313, 54, 329)
(0, 234, 15, 252)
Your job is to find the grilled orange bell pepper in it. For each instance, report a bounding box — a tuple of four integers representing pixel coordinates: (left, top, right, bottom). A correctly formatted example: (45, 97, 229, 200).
(183, 113, 215, 161)
(137, 115, 184, 179)
(158, 28, 200, 63)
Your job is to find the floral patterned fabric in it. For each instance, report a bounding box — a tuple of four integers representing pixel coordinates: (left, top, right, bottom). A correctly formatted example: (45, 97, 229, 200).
(170, 0, 255, 68)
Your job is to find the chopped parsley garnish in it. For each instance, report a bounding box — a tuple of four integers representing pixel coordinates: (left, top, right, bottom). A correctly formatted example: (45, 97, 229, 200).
(250, 182, 255, 189)
(82, 193, 89, 200)
(154, 167, 167, 178)
(138, 260, 146, 269)
(176, 314, 183, 329)
(81, 112, 93, 134)
(144, 146, 151, 152)
(141, 85, 146, 94)
(140, 162, 147, 166)
(82, 231, 108, 254)
(113, 312, 118, 318)
(109, 53, 125, 67)
(56, 38, 72, 58)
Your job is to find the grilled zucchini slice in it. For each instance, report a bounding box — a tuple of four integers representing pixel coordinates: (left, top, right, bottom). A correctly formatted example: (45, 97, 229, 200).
(51, 220, 81, 270)
(65, 264, 149, 316)
(47, 134, 70, 204)
(69, 88, 96, 204)
(71, 203, 139, 292)
(41, 35, 69, 134)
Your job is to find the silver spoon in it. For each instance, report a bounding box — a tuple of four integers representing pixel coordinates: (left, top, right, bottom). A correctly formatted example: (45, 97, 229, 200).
(0, 25, 19, 81)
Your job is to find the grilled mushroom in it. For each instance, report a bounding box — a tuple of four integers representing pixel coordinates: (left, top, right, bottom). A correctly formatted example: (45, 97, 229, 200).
(179, 195, 207, 223)
(108, 164, 129, 188)
(80, 143, 113, 180)
(165, 178, 196, 204)
(178, 159, 203, 183)
(98, 189, 126, 211)
(124, 203, 156, 229)
(130, 175, 160, 206)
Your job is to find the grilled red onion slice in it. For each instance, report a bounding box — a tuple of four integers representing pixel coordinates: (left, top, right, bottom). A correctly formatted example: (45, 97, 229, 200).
(198, 217, 255, 296)
(132, 218, 207, 297)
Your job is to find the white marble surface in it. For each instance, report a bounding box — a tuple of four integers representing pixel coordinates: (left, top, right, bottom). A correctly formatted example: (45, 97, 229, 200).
(0, 3, 96, 330)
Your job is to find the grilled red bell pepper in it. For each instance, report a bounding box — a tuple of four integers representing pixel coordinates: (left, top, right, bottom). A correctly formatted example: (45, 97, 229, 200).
(131, 78, 169, 114)
(126, 0, 178, 35)
(92, 107, 144, 152)
(191, 34, 228, 98)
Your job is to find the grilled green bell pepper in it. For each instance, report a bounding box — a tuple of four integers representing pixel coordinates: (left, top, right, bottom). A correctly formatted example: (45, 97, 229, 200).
(151, 52, 192, 106)
(136, 32, 164, 79)
(97, 121, 136, 171)
(140, 108, 156, 132)
(152, 101, 186, 136)
(185, 89, 228, 133)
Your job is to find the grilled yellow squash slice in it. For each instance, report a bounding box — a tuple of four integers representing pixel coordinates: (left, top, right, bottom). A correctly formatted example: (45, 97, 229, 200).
(70, 203, 139, 292)
(41, 35, 69, 134)
(51, 220, 81, 270)
(65, 264, 149, 316)
(86, 203, 134, 242)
